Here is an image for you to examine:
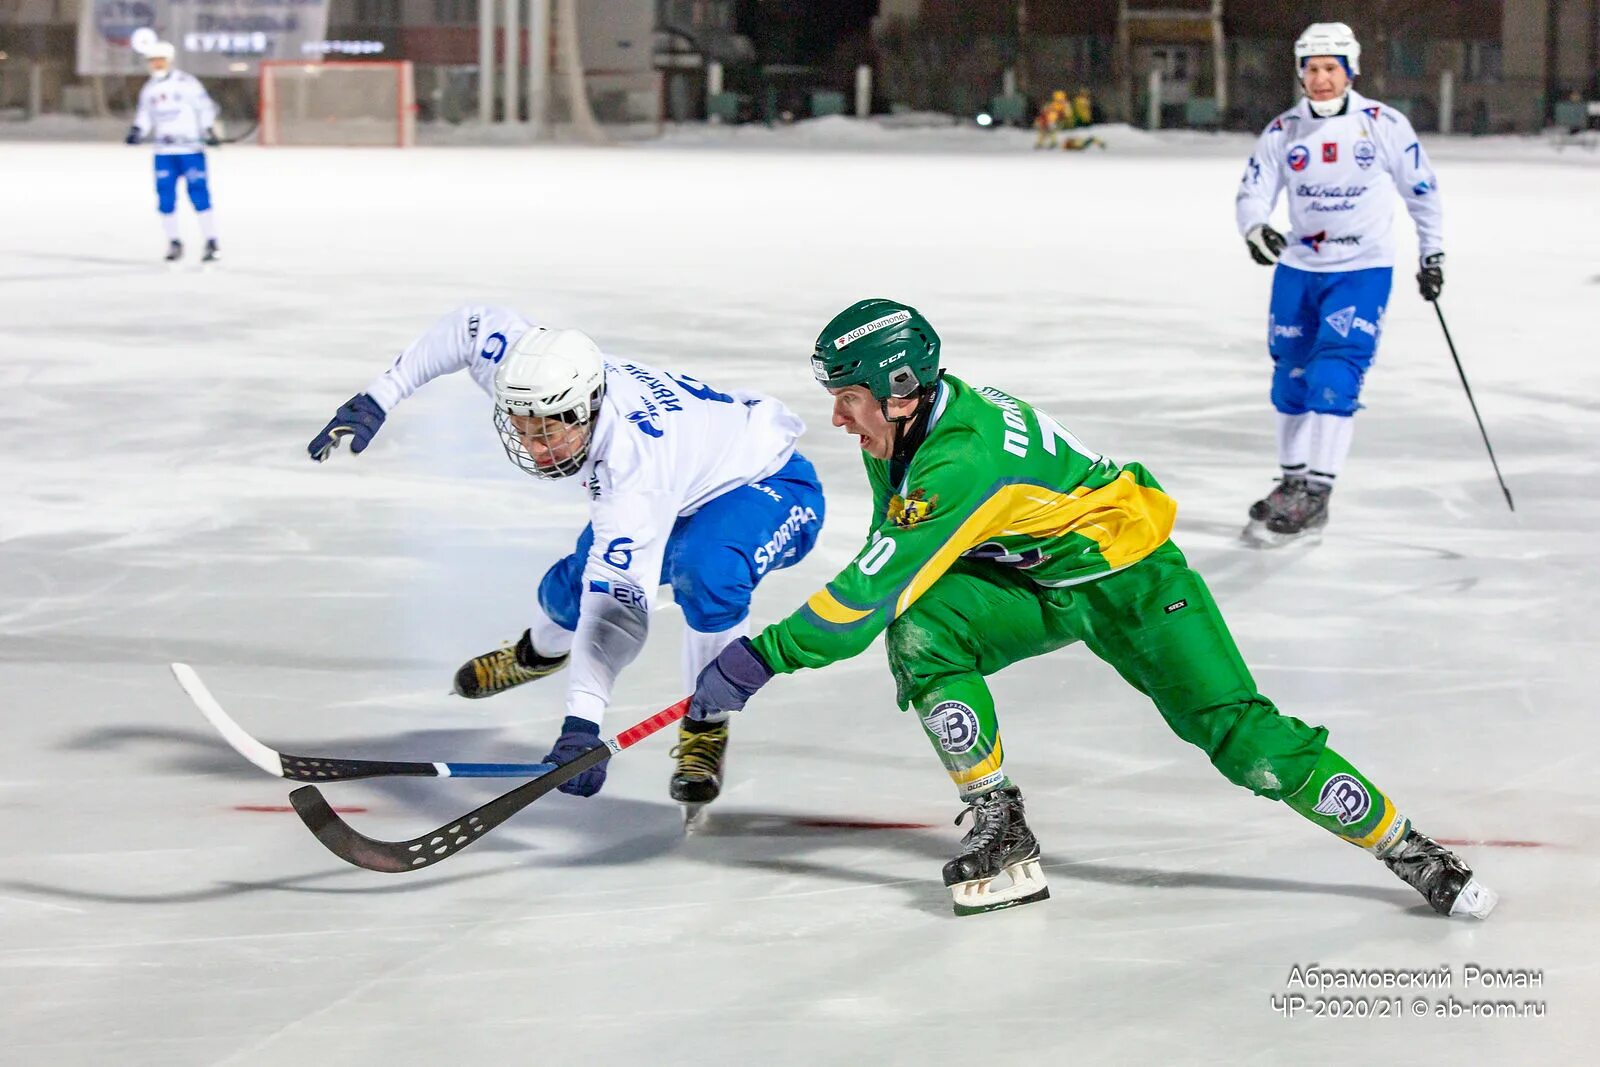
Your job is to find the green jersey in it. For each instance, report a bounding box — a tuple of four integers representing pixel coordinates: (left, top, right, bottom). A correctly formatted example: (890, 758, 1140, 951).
(752, 374, 1177, 674)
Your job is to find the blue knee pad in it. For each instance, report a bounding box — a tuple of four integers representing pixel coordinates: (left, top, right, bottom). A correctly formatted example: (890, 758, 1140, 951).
(670, 544, 758, 633)
(1270, 359, 1309, 415)
(181, 153, 211, 210)
(187, 176, 212, 212)
(1303, 354, 1366, 415)
(537, 526, 593, 632)
(154, 156, 179, 214)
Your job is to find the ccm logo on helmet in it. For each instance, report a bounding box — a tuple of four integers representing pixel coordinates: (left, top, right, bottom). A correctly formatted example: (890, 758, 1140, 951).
(832, 310, 911, 350)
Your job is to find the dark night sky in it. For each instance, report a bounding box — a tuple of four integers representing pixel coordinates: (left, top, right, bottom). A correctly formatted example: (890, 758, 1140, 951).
(737, 0, 881, 65)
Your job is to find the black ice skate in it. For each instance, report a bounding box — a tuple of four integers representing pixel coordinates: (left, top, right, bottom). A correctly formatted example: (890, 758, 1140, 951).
(164, 239, 183, 263)
(1246, 480, 1329, 548)
(942, 785, 1050, 916)
(1381, 828, 1497, 918)
(1240, 474, 1305, 547)
(451, 629, 568, 699)
(201, 239, 219, 263)
(669, 718, 729, 830)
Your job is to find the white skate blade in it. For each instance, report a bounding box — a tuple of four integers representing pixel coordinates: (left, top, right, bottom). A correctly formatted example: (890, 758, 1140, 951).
(1241, 518, 1322, 550)
(1449, 878, 1498, 919)
(682, 803, 709, 834)
(949, 857, 1050, 917)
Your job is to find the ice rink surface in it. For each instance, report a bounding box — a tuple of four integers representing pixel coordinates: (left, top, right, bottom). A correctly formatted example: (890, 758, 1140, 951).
(2, 124, 1598, 1064)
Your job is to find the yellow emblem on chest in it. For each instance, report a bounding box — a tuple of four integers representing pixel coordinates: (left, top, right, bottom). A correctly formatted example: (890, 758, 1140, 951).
(888, 488, 938, 529)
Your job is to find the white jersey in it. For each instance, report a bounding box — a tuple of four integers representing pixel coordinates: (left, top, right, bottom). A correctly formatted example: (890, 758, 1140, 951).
(134, 70, 218, 154)
(1236, 90, 1441, 273)
(363, 305, 806, 724)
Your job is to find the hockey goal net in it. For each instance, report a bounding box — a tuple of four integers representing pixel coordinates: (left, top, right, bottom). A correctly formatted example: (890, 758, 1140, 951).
(259, 61, 417, 147)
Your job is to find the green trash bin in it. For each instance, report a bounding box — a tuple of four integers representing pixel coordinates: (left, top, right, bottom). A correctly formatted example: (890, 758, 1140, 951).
(811, 90, 847, 117)
(989, 93, 1028, 125)
(1184, 97, 1220, 128)
(707, 92, 742, 122)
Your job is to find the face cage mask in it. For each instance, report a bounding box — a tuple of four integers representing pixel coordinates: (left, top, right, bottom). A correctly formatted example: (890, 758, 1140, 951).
(494, 404, 595, 481)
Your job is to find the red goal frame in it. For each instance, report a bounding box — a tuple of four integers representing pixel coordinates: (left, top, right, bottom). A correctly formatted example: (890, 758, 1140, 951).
(258, 60, 417, 148)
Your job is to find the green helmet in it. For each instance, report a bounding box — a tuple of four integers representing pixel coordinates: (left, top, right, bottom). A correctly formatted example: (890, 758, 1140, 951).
(810, 298, 941, 400)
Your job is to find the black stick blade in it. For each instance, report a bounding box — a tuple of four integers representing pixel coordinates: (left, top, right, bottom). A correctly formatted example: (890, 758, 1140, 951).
(288, 743, 613, 873)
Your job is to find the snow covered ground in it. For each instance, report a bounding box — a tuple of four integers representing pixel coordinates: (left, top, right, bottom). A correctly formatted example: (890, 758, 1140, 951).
(2, 124, 1597, 1064)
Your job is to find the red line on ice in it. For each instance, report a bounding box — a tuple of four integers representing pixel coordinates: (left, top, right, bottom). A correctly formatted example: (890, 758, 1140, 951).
(790, 818, 935, 831)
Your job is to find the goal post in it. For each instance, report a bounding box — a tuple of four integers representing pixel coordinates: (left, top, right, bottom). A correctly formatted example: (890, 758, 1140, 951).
(259, 61, 417, 147)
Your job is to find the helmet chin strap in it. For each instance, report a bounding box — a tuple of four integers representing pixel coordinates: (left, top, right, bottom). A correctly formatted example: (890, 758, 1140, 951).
(882, 373, 942, 486)
(1307, 90, 1350, 118)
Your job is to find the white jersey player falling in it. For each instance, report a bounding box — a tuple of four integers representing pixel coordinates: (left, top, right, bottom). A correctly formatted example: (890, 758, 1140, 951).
(362, 305, 812, 726)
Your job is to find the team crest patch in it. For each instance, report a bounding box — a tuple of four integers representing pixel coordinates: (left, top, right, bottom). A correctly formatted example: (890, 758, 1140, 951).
(1324, 305, 1356, 338)
(1354, 139, 1376, 169)
(1287, 145, 1310, 172)
(887, 488, 937, 529)
(1312, 773, 1372, 826)
(1322, 142, 1338, 163)
(923, 701, 982, 755)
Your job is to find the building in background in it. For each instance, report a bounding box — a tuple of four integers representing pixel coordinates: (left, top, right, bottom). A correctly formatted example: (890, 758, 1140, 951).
(869, 0, 1599, 132)
(2, 0, 1596, 131)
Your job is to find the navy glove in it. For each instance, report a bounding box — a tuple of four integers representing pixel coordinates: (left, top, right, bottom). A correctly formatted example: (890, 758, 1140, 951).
(203, 127, 221, 147)
(1417, 253, 1444, 301)
(689, 637, 773, 722)
(542, 716, 608, 797)
(1245, 224, 1286, 266)
(124, 125, 142, 145)
(308, 392, 386, 461)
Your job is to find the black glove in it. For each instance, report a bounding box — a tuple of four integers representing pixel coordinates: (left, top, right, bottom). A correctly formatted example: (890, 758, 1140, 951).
(1417, 253, 1444, 301)
(1245, 224, 1286, 266)
(203, 127, 221, 147)
(124, 125, 142, 145)
(307, 393, 387, 461)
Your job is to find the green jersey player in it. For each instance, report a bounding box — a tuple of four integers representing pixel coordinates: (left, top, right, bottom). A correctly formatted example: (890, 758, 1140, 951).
(687, 298, 1497, 919)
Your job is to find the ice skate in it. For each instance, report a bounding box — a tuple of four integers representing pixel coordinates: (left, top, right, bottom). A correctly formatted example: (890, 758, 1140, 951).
(1381, 827, 1497, 918)
(451, 629, 568, 699)
(670, 718, 728, 830)
(201, 239, 219, 264)
(1244, 479, 1328, 548)
(1241, 475, 1304, 546)
(942, 785, 1050, 916)
(163, 239, 183, 264)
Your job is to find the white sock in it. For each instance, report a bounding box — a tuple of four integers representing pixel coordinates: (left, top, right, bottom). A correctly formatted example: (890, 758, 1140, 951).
(196, 209, 218, 241)
(1307, 412, 1355, 490)
(526, 606, 574, 660)
(1275, 411, 1310, 479)
(681, 619, 750, 724)
(160, 213, 180, 241)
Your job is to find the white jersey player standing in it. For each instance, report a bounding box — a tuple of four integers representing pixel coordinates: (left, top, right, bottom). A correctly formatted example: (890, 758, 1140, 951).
(1235, 22, 1444, 546)
(306, 307, 825, 815)
(127, 41, 222, 264)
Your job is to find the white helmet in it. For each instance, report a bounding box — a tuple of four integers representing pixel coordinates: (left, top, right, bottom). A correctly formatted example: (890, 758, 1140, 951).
(144, 40, 176, 62)
(1295, 22, 1360, 77)
(493, 327, 606, 479)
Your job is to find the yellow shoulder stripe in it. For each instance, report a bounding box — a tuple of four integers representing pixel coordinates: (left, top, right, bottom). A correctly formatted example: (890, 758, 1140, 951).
(894, 471, 1176, 616)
